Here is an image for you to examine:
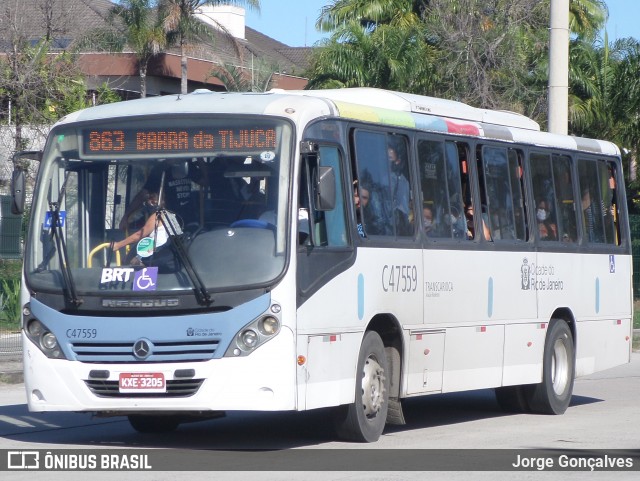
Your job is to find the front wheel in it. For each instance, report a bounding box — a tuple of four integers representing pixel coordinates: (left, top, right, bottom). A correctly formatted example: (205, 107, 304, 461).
(334, 331, 389, 442)
(527, 319, 575, 414)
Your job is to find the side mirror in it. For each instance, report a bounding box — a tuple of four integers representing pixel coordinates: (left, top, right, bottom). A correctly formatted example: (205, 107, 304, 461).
(315, 166, 336, 211)
(10, 150, 41, 214)
(11, 168, 26, 215)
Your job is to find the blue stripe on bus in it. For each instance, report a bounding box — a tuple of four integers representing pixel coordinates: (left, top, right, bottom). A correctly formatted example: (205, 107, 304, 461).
(412, 113, 449, 132)
(595, 277, 600, 313)
(487, 277, 494, 318)
(358, 274, 365, 321)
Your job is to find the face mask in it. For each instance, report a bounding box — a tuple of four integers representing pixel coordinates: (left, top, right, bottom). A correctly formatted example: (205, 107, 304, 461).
(424, 218, 432, 228)
(536, 209, 547, 221)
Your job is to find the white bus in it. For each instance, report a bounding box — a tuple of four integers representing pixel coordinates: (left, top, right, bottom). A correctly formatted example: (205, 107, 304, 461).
(12, 88, 632, 442)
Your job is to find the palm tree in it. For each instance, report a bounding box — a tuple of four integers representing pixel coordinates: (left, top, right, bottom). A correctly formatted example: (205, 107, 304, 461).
(158, 0, 260, 95)
(207, 55, 279, 92)
(569, 0, 608, 39)
(316, 0, 427, 32)
(110, 0, 167, 98)
(309, 0, 437, 93)
(307, 20, 437, 93)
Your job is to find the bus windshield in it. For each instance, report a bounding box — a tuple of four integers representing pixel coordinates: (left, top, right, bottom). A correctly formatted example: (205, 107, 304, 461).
(25, 116, 292, 301)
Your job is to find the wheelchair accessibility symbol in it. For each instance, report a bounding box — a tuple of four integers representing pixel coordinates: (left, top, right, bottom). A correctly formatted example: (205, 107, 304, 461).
(133, 267, 158, 291)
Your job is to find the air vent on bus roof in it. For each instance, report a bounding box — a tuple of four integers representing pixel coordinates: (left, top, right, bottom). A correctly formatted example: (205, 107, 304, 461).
(403, 93, 540, 132)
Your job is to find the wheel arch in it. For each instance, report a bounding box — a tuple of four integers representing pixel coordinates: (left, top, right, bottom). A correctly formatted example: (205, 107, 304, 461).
(550, 307, 577, 348)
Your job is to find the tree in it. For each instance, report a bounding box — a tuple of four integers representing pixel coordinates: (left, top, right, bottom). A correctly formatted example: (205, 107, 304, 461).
(611, 38, 640, 174)
(307, 20, 438, 93)
(569, 0, 608, 39)
(110, 0, 167, 98)
(159, 0, 260, 95)
(0, 1, 120, 191)
(207, 57, 279, 92)
(309, 0, 437, 92)
(317, 0, 428, 32)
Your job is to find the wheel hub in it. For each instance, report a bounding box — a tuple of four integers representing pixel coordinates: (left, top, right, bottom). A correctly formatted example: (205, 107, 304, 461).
(361, 355, 385, 417)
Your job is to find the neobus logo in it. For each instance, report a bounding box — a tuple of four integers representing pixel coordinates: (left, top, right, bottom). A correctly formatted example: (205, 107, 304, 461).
(101, 298, 180, 308)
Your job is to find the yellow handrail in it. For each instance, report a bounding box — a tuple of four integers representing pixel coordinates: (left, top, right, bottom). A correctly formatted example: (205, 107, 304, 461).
(88, 243, 121, 267)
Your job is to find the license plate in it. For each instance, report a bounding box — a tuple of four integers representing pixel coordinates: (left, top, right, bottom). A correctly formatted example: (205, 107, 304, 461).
(119, 372, 166, 393)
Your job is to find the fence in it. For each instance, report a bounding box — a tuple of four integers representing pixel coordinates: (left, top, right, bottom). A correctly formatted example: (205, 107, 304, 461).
(0, 328, 21, 360)
(631, 215, 640, 298)
(0, 194, 23, 360)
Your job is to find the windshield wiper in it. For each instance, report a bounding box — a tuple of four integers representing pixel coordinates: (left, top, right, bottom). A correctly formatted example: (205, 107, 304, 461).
(38, 171, 82, 307)
(156, 209, 212, 306)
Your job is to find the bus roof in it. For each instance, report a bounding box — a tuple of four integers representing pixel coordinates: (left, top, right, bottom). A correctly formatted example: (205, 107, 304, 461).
(57, 88, 620, 157)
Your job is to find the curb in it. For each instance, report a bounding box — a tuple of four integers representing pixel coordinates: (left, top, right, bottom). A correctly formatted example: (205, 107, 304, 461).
(0, 370, 23, 385)
(0, 358, 23, 385)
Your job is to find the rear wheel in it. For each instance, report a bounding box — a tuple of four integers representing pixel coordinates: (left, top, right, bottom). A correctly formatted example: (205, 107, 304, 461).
(527, 319, 575, 414)
(128, 414, 181, 433)
(334, 331, 389, 442)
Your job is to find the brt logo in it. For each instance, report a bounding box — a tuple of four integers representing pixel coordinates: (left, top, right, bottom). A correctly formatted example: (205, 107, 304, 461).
(100, 267, 135, 284)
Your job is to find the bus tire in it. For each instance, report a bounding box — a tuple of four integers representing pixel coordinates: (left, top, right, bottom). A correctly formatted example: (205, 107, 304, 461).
(334, 331, 389, 442)
(494, 385, 531, 413)
(128, 414, 181, 433)
(527, 319, 575, 415)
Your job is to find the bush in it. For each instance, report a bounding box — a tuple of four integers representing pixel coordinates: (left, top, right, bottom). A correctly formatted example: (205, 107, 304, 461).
(0, 259, 22, 282)
(0, 261, 22, 329)
(0, 278, 21, 327)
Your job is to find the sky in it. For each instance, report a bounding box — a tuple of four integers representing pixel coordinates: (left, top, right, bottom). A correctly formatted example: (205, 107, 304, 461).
(245, 0, 640, 47)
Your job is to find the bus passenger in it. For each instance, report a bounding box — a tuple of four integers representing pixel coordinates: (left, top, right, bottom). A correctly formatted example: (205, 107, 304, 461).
(581, 187, 599, 242)
(423, 205, 434, 236)
(353, 180, 370, 238)
(537, 200, 557, 241)
(388, 145, 411, 235)
(465, 205, 491, 240)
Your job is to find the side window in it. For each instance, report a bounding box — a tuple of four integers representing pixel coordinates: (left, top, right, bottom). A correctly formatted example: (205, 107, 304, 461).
(530, 152, 579, 243)
(319, 146, 348, 247)
(601, 161, 621, 245)
(508, 149, 528, 241)
(552, 154, 578, 243)
(530, 152, 559, 242)
(478, 145, 519, 241)
(578, 158, 620, 245)
(353, 131, 413, 237)
(417, 139, 468, 239)
(300, 146, 348, 247)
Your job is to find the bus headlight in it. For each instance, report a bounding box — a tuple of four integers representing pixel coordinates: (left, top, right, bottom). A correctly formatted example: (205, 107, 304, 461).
(225, 311, 282, 357)
(25, 319, 67, 360)
(241, 329, 258, 349)
(259, 316, 279, 335)
(41, 332, 58, 350)
(27, 319, 44, 337)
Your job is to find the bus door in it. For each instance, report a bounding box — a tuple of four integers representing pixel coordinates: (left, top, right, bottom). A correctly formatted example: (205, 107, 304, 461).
(295, 142, 356, 410)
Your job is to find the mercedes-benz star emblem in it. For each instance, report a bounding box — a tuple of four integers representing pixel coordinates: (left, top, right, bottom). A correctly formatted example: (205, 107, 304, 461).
(133, 339, 151, 360)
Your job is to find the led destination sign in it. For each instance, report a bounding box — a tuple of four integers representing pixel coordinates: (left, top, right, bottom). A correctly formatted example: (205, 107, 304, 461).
(83, 127, 278, 155)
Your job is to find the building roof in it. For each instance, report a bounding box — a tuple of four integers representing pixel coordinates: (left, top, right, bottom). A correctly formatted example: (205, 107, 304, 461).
(0, 0, 114, 50)
(0, 0, 311, 92)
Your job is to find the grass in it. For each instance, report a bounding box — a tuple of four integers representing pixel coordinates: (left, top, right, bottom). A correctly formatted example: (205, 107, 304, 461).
(0, 318, 20, 332)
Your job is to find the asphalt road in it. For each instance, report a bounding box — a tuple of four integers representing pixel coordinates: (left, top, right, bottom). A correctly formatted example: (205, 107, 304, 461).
(0, 353, 638, 480)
